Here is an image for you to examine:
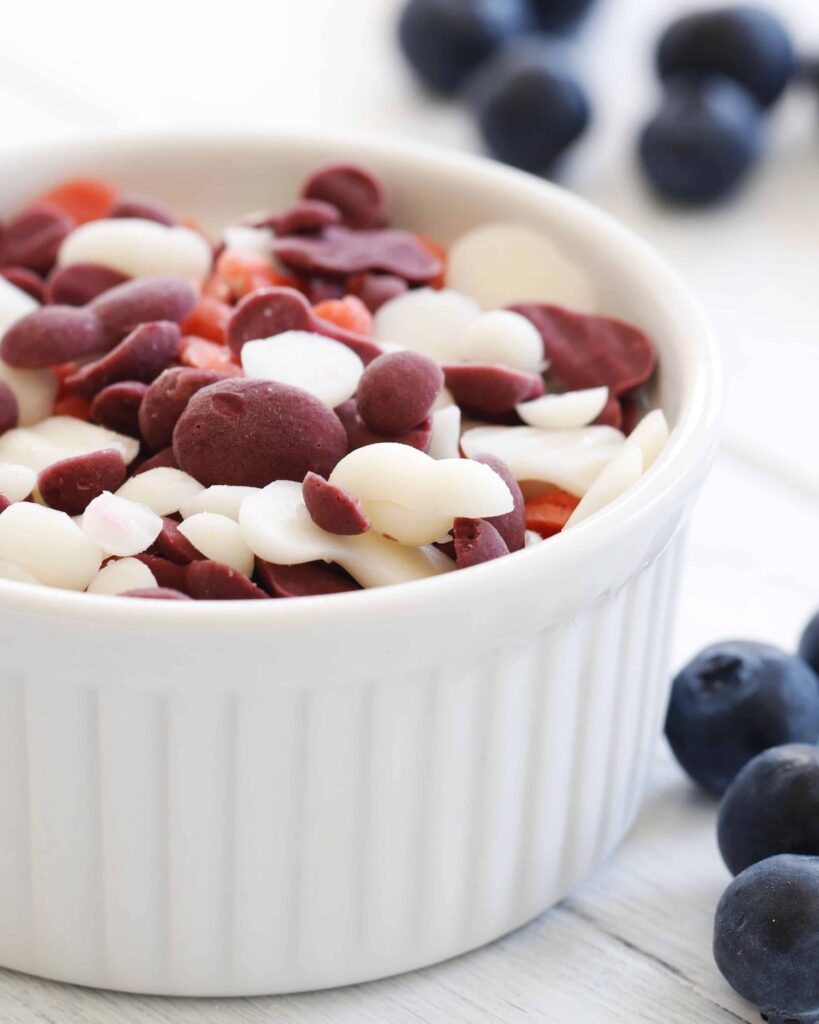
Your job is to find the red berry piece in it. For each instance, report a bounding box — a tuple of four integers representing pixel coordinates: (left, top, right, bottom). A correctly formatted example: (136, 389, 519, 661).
(334, 398, 432, 453)
(511, 303, 657, 396)
(186, 559, 268, 600)
(133, 446, 179, 475)
(301, 163, 388, 229)
(66, 320, 181, 399)
(268, 198, 342, 235)
(1, 267, 47, 302)
(149, 516, 203, 565)
(0, 380, 19, 436)
(38, 449, 127, 515)
(443, 363, 544, 416)
(351, 272, 408, 312)
(273, 226, 442, 285)
(173, 378, 348, 487)
(302, 471, 370, 535)
(256, 559, 360, 598)
(47, 263, 129, 306)
(226, 286, 381, 364)
(1, 305, 105, 368)
(110, 192, 179, 226)
(135, 553, 190, 592)
(122, 587, 192, 600)
(0, 204, 74, 273)
(356, 350, 443, 435)
(90, 276, 197, 345)
(139, 366, 226, 451)
(472, 454, 525, 552)
(453, 517, 509, 568)
(90, 380, 148, 436)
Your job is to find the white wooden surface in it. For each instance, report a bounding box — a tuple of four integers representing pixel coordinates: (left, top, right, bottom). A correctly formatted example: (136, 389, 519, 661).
(0, 0, 816, 1019)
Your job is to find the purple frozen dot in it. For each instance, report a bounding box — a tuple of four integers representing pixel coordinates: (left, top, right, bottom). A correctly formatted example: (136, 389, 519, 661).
(302, 472, 370, 535)
(334, 398, 432, 453)
(0, 380, 19, 436)
(90, 381, 148, 437)
(38, 449, 128, 516)
(1, 267, 47, 302)
(90, 276, 197, 345)
(122, 587, 193, 600)
(1, 305, 106, 368)
(0, 204, 74, 274)
(443, 364, 544, 416)
(47, 263, 129, 306)
(453, 518, 509, 569)
(353, 272, 408, 312)
(356, 350, 443, 435)
(256, 560, 361, 598)
(135, 554, 189, 592)
(269, 199, 342, 235)
(471, 454, 525, 553)
(186, 560, 269, 600)
(66, 320, 181, 399)
(133, 446, 179, 475)
(148, 516, 204, 565)
(110, 192, 179, 226)
(301, 163, 389, 229)
(139, 366, 226, 451)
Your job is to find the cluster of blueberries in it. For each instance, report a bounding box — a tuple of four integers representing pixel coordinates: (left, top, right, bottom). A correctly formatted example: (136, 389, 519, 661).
(665, 612, 819, 1022)
(397, 1, 800, 205)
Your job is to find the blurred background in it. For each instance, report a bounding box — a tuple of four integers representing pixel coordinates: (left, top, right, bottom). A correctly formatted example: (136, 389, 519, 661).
(3, 0, 816, 650)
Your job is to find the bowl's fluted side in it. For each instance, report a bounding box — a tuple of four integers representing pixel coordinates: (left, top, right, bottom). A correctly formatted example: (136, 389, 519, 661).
(0, 533, 682, 996)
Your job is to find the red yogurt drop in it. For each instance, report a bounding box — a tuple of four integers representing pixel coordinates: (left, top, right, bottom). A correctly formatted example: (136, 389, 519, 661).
(46, 263, 130, 306)
(510, 303, 657, 396)
(302, 472, 370, 535)
(38, 449, 128, 516)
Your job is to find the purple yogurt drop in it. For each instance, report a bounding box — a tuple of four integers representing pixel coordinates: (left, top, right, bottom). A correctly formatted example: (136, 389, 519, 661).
(302, 472, 370, 535)
(122, 587, 192, 600)
(256, 560, 361, 598)
(139, 367, 226, 451)
(1, 267, 47, 302)
(274, 226, 441, 285)
(511, 303, 657, 396)
(110, 193, 179, 226)
(66, 321, 180, 399)
(301, 163, 389, 229)
(356, 350, 443, 435)
(173, 378, 348, 488)
(334, 399, 432, 453)
(90, 381, 148, 437)
(38, 449, 128, 516)
(453, 517, 509, 569)
(0, 380, 19, 436)
(186, 560, 269, 600)
(135, 554, 189, 592)
(47, 263, 129, 306)
(443, 364, 544, 416)
(268, 199, 342, 235)
(353, 272, 408, 312)
(0, 204, 74, 273)
(149, 517, 204, 565)
(133, 446, 179, 475)
(1, 305, 105, 368)
(226, 286, 381, 364)
(90, 276, 197, 345)
(472, 454, 525, 553)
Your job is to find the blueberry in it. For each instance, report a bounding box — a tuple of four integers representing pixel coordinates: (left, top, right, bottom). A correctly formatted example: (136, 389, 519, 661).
(469, 42, 590, 174)
(714, 854, 819, 1024)
(664, 641, 819, 796)
(657, 5, 796, 109)
(799, 610, 819, 677)
(526, 0, 597, 32)
(718, 744, 819, 875)
(638, 74, 762, 206)
(397, 0, 525, 96)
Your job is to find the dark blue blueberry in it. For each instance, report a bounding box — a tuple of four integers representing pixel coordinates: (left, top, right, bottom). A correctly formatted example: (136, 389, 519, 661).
(397, 0, 525, 96)
(664, 641, 819, 796)
(657, 5, 796, 109)
(799, 610, 819, 677)
(526, 0, 597, 32)
(638, 74, 762, 206)
(714, 855, 819, 1024)
(718, 744, 819, 875)
(469, 42, 590, 174)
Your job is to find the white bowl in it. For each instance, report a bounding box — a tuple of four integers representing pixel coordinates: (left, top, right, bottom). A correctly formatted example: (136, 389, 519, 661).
(0, 131, 720, 996)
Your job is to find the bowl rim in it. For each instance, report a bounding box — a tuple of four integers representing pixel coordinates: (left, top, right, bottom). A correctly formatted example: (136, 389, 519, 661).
(0, 128, 722, 627)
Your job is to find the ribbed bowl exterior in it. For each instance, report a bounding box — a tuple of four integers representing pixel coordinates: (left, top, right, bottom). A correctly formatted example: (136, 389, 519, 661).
(0, 534, 682, 996)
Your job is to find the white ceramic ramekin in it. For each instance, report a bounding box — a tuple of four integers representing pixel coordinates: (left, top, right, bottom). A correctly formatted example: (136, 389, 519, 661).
(0, 131, 720, 996)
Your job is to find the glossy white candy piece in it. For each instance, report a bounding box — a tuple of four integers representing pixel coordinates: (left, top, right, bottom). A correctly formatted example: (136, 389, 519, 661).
(628, 409, 669, 471)
(241, 331, 363, 407)
(82, 492, 163, 557)
(222, 224, 275, 258)
(431, 386, 455, 411)
(0, 275, 38, 334)
(87, 557, 157, 596)
(447, 223, 596, 312)
(330, 443, 512, 519)
(428, 405, 462, 461)
(179, 485, 259, 522)
(239, 481, 453, 588)
(461, 310, 544, 373)
(0, 360, 57, 425)
(178, 512, 255, 576)
(566, 440, 644, 527)
(374, 288, 480, 363)
(0, 559, 42, 585)
(58, 218, 212, 281)
(0, 416, 139, 473)
(0, 463, 36, 502)
(116, 468, 203, 516)
(517, 387, 609, 430)
(358, 499, 452, 547)
(460, 425, 625, 496)
(0, 503, 102, 590)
